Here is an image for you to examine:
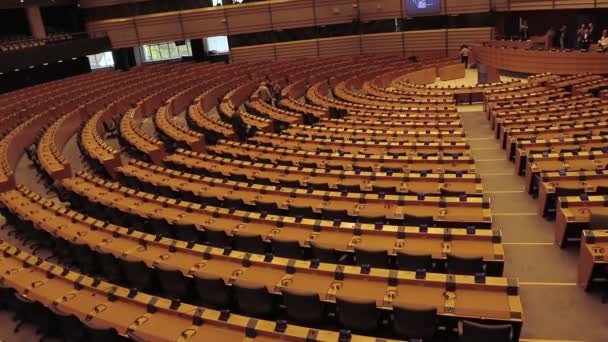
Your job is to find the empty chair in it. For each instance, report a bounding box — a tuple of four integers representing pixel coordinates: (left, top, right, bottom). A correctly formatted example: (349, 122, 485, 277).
(223, 197, 246, 210)
(372, 185, 397, 194)
(270, 237, 302, 259)
(354, 246, 389, 268)
(555, 187, 586, 197)
(300, 161, 318, 169)
(253, 176, 274, 185)
(193, 272, 231, 309)
(588, 212, 608, 230)
(356, 214, 386, 225)
(121, 259, 155, 291)
(232, 280, 276, 317)
(204, 226, 231, 247)
(446, 254, 484, 275)
(175, 224, 201, 243)
(157, 267, 190, 299)
(595, 186, 608, 195)
(255, 200, 281, 215)
(97, 252, 123, 284)
(231, 173, 249, 182)
(338, 183, 361, 192)
(307, 180, 330, 191)
(440, 188, 466, 197)
(404, 214, 435, 227)
(458, 320, 512, 342)
(146, 218, 173, 238)
(282, 288, 325, 324)
(321, 208, 349, 221)
(335, 295, 379, 333)
(310, 240, 339, 263)
(354, 165, 374, 172)
(391, 303, 437, 340)
(281, 179, 301, 188)
(396, 251, 433, 272)
(289, 204, 316, 218)
(233, 233, 266, 254)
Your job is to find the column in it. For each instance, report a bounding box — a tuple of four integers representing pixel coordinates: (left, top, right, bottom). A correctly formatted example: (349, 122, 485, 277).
(25, 6, 46, 39)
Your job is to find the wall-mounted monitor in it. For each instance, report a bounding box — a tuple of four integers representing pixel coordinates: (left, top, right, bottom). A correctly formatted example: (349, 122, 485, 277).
(405, 0, 441, 17)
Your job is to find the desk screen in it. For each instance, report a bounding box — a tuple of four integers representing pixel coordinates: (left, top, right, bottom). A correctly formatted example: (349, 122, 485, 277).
(405, 0, 441, 16)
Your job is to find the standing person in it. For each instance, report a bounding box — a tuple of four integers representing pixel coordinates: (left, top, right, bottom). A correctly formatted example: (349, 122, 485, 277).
(253, 81, 273, 105)
(599, 29, 608, 52)
(460, 45, 470, 69)
(588, 22, 595, 41)
(577, 24, 587, 49)
(519, 17, 529, 40)
(559, 25, 567, 49)
(545, 27, 556, 50)
(580, 27, 591, 51)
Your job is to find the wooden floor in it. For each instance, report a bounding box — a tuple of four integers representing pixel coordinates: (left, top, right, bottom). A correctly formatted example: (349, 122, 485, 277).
(0, 69, 606, 342)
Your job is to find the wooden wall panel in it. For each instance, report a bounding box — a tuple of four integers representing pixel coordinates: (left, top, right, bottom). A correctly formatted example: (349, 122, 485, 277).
(360, 32, 403, 55)
(554, 0, 595, 9)
(445, 0, 491, 14)
(270, 0, 316, 30)
(315, 0, 357, 26)
(181, 8, 228, 38)
(358, 0, 403, 22)
(403, 29, 445, 52)
(231, 44, 275, 63)
(275, 40, 318, 60)
(598, 0, 608, 8)
(509, 0, 554, 11)
(80, 0, 148, 8)
(134, 14, 183, 45)
(447, 27, 493, 50)
(318, 36, 361, 57)
(87, 19, 139, 48)
(225, 3, 272, 35)
(491, 0, 510, 11)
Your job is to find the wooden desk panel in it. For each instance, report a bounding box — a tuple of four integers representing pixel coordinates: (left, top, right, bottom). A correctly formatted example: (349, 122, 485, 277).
(578, 230, 608, 290)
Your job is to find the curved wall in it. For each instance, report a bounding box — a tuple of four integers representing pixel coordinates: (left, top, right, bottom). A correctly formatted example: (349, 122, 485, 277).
(473, 44, 608, 75)
(230, 27, 492, 62)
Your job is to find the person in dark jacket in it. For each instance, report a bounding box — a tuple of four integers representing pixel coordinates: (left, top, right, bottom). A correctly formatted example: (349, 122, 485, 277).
(231, 111, 255, 140)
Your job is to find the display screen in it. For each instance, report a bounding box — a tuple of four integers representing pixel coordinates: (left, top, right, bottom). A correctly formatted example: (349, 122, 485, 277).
(405, 0, 441, 16)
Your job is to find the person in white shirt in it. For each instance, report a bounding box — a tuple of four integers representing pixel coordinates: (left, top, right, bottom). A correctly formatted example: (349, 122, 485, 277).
(254, 82, 273, 105)
(460, 45, 470, 68)
(599, 29, 608, 52)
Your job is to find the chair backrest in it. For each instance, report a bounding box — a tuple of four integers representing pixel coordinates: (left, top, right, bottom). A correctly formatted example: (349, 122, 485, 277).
(271, 237, 302, 259)
(289, 204, 315, 218)
(403, 214, 435, 226)
(204, 227, 231, 248)
(121, 260, 154, 291)
(555, 187, 586, 196)
(335, 295, 379, 333)
(321, 208, 349, 221)
(440, 188, 466, 197)
(255, 200, 279, 214)
(310, 240, 338, 263)
(282, 288, 325, 324)
(233, 233, 266, 254)
(338, 184, 361, 192)
(233, 280, 275, 317)
(156, 268, 189, 299)
(356, 214, 386, 224)
(174, 224, 200, 243)
(192, 272, 230, 309)
(372, 185, 397, 194)
(588, 212, 608, 230)
(396, 251, 433, 272)
(595, 186, 608, 195)
(459, 320, 512, 342)
(354, 246, 389, 268)
(392, 303, 437, 339)
(223, 197, 245, 210)
(446, 254, 484, 275)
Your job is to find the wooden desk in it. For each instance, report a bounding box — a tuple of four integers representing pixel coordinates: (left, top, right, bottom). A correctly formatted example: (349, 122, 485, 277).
(474, 44, 608, 74)
(211, 140, 476, 174)
(251, 132, 470, 155)
(578, 230, 608, 290)
(109, 165, 491, 227)
(556, 195, 608, 247)
(283, 125, 467, 143)
(1, 186, 520, 332)
(537, 171, 608, 217)
(0, 241, 395, 342)
(438, 64, 466, 81)
(165, 150, 483, 196)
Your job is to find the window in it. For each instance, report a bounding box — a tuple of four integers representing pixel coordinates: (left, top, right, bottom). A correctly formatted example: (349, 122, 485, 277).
(87, 51, 114, 69)
(141, 41, 192, 62)
(204, 36, 229, 54)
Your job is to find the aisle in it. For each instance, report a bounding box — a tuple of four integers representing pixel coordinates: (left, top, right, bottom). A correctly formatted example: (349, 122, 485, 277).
(459, 106, 607, 342)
